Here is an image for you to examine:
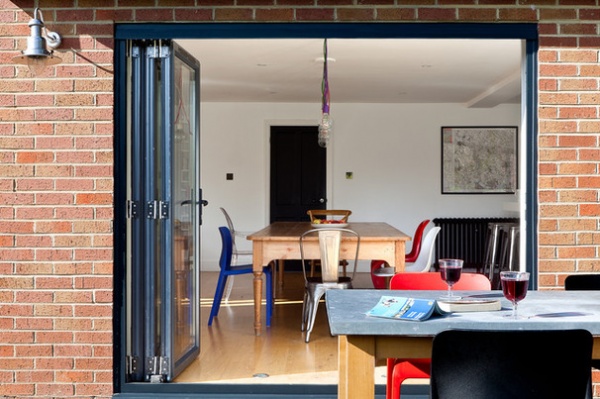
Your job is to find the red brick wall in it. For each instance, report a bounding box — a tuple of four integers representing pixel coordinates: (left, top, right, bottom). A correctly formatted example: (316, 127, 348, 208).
(1, 1, 599, 398)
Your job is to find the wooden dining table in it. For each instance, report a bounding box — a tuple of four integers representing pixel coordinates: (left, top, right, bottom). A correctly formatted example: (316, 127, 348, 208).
(247, 222, 411, 335)
(326, 289, 600, 399)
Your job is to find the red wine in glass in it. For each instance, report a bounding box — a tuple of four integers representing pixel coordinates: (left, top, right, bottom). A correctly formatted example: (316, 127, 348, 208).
(441, 266, 462, 285)
(439, 259, 463, 299)
(500, 271, 530, 319)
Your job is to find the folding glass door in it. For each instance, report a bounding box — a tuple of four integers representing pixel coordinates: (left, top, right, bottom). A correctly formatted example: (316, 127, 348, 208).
(125, 40, 202, 383)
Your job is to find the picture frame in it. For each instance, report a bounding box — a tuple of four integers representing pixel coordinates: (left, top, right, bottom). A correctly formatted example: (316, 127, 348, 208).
(441, 126, 518, 194)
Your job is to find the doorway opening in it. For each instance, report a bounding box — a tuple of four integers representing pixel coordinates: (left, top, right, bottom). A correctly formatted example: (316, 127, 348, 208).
(114, 23, 538, 398)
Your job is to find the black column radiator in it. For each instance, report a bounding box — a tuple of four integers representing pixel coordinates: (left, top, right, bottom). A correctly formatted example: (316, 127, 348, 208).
(432, 217, 519, 270)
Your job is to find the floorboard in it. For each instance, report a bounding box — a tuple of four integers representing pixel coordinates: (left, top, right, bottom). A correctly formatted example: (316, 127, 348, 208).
(175, 271, 397, 386)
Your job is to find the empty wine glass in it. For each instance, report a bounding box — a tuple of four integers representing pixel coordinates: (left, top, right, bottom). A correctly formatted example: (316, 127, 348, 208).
(439, 259, 463, 300)
(500, 271, 530, 319)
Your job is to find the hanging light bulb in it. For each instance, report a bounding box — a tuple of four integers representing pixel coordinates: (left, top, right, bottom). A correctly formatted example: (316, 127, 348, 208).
(318, 39, 332, 148)
(318, 112, 332, 148)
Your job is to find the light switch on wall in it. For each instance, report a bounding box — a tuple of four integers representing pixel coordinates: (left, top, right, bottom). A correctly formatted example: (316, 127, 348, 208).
(346, 172, 353, 179)
(226, 173, 233, 180)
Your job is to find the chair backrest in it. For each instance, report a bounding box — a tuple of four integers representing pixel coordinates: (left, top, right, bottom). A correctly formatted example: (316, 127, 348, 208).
(307, 209, 352, 223)
(406, 219, 430, 261)
(430, 329, 593, 399)
(220, 207, 241, 254)
(390, 271, 491, 291)
(565, 274, 600, 291)
(218, 226, 234, 271)
(404, 226, 441, 272)
(300, 228, 360, 282)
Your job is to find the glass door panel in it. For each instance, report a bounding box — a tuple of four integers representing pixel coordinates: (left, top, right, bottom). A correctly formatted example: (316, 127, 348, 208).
(125, 40, 200, 383)
(167, 43, 200, 377)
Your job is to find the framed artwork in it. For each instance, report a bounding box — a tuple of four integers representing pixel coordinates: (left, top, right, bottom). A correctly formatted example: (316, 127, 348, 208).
(441, 126, 518, 194)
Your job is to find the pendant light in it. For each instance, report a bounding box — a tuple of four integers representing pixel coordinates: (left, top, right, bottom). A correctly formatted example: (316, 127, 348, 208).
(318, 39, 332, 148)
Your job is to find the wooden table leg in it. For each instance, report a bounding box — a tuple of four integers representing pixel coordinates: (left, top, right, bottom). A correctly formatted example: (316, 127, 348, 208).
(394, 240, 406, 273)
(338, 335, 376, 399)
(253, 270, 263, 336)
(252, 242, 265, 336)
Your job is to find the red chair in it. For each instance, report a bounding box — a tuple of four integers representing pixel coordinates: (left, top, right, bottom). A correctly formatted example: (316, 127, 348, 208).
(370, 219, 430, 289)
(386, 272, 492, 399)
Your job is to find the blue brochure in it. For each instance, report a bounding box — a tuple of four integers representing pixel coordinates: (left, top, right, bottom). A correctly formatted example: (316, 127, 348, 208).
(366, 295, 440, 321)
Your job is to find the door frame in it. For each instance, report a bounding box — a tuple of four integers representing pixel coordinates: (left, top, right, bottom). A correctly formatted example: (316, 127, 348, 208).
(114, 22, 538, 398)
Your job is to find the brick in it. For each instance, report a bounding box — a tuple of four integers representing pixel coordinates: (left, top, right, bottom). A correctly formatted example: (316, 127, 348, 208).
(337, 8, 376, 21)
(15, 317, 53, 330)
(558, 246, 596, 258)
(539, 232, 576, 245)
(578, 93, 600, 104)
(36, 383, 75, 396)
(0, 304, 33, 316)
(54, 291, 93, 303)
(539, 8, 577, 20)
(376, 8, 416, 20)
(577, 260, 600, 272)
(417, 7, 456, 21)
(54, 344, 92, 357)
(580, 203, 600, 216)
(539, 204, 578, 217)
(214, 8, 254, 21)
(54, 318, 93, 331)
(579, 8, 600, 20)
(0, 383, 35, 396)
(559, 189, 598, 202)
(255, 8, 294, 21)
(560, 78, 598, 91)
(15, 345, 51, 357)
(498, 8, 538, 21)
(74, 331, 113, 344)
(539, 92, 578, 105)
(458, 8, 497, 21)
(539, 64, 578, 77)
(54, 262, 94, 275)
(539, 189, 558, 202)
(560, 23, 598, 35)
(0, 331, 34, 344)
(56, 370, 93, 383)
(558, 135, 597, 147)
(35, 331, 74, 344)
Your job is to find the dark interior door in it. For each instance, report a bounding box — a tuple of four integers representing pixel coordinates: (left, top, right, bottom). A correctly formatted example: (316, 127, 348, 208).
(270, 126, 326, 222)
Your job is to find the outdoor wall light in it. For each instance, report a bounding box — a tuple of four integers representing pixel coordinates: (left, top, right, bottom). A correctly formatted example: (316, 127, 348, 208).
(13, 8, 62, 76)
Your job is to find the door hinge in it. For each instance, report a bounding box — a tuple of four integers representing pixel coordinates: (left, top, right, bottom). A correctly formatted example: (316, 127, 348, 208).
(146, 356, 169, 383)
(146, 200, 169, 219)
(147, 42, 170, 59)
(127, 200, 139, 219)
(126, 355, 139, 375)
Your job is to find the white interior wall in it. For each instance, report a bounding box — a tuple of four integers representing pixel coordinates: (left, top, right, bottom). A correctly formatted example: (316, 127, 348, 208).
(200, 101, 520, 271)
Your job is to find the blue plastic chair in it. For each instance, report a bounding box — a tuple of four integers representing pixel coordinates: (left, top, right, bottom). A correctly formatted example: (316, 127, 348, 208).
(208, 226, 273, 326)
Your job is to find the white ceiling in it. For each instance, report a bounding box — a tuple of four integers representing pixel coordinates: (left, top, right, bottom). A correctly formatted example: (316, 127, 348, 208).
(176, 38, 522, 108)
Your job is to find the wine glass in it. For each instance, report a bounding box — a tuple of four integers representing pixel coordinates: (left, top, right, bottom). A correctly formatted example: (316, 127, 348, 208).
(500, 271, 530, 319)
(439, 259, 463, 300)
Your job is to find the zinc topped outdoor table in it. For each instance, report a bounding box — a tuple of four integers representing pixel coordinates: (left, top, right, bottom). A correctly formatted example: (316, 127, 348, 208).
(326, 289, 600, 399)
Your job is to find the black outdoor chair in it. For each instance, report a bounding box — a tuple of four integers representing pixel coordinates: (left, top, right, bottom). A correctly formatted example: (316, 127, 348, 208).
(430, 329, 593, 399)
(565, 273, 600, 370)
(565, 273, 600, 291)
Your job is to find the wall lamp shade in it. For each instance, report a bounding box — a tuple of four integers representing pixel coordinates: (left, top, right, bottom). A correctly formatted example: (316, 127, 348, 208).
(13, 8, 62, 76)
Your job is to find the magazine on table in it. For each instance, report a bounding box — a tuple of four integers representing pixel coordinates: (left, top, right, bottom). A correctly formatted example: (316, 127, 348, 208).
(366, 295, 502, 321)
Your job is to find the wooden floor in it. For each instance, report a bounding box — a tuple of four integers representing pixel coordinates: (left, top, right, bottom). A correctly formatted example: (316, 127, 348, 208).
(175, 271, 388, 385)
